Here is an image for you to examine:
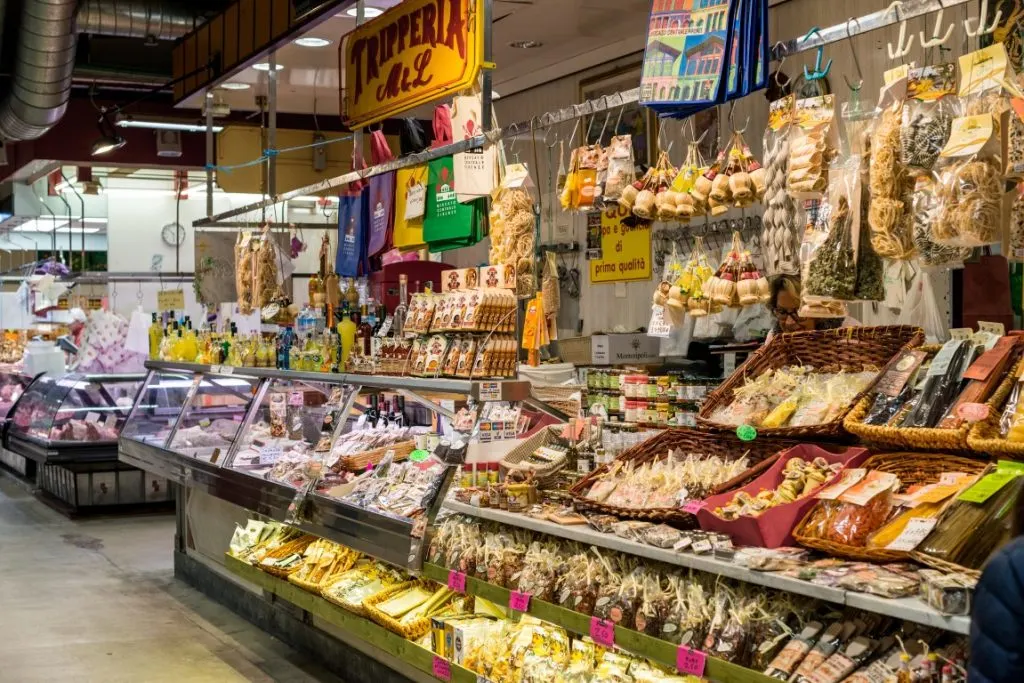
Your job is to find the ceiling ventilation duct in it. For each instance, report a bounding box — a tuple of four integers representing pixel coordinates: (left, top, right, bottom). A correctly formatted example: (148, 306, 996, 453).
(0, 1, 203, 144)
(78, 0, 198, 41)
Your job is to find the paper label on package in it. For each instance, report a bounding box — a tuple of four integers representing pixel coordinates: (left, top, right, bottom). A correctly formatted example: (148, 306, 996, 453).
(676, 646, 707, 677)
(927, 340, 963, 377)
(958, 464, 1023, 503)
(682, 500, 706, 514)
(589, 617, 615, 647)
(690, 539, 713, 554)
(956, 402, 990, 423)
(404, 183, 426, 220)
(816, 469, 867, 500)
(85, 411, 100, 423)
(259, 446, 283, 465)
(840, 471, 899, 506)
(875, 349, 927, 397)
(647, 305, 672, 338)
(884, 516, 938, 551)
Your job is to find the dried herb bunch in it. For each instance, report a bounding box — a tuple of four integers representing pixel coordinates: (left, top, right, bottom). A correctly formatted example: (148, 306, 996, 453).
(806, 195, 856, 300)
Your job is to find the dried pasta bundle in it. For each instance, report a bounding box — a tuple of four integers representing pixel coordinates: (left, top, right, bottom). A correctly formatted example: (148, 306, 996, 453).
(762, 96, 800, 276)
(932, 159, 1002, 247)
(236, 232, 254, 314)
(491, 184, 536, 298)
(912, 175, 972, 268)
(1011, 184, 1024, 262)
(868, 107, 914, 258)
(253, 229, 279, 309)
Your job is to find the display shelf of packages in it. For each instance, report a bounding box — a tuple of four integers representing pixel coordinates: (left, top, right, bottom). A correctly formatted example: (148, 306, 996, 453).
(225, 521, 721, 683)
(427, 512, 969, 682)
(440, 502, 970, 637)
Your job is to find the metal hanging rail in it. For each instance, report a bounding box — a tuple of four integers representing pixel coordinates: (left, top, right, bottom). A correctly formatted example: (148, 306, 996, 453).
(194, 0, 972, 229)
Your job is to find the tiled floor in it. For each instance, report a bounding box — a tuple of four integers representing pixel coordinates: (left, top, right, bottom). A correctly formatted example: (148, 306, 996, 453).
(0, 473, 342, 683)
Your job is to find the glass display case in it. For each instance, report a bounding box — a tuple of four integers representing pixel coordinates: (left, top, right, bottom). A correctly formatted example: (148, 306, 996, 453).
(0, 366, 35, 419)
(168, 372, 261, 462)
(8, 372, 144, 446)
(120, 369, 197, 447)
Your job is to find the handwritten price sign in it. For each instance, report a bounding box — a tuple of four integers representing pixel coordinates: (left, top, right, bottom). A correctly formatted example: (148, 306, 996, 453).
(509, 591, 531, 612)
(447, 570, 467, 594)
(432, 656, 451, 681)
(676, 645, 707, 677)
(589, 617, 615, 647)
(682, 500, 706, 514)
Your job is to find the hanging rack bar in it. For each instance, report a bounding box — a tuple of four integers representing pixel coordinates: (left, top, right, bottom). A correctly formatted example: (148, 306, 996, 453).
(196, 0, 970, 228)
(772, 0, 972, 60)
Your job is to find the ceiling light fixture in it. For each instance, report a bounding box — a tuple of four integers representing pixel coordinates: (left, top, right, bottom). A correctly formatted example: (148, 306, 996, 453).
(345, 6, 383, 17)
(295, 37, 331, 47)
(220, 82, 251, 91)
(115, 116, 225, 134)
(252, 62, 285, 72)
(92, 110, 126, 156)
(510, 40, 543, 49)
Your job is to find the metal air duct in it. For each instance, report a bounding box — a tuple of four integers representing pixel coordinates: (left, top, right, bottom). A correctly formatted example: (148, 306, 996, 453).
(0, 0, 79, 142)
(78, 0, 198, 41)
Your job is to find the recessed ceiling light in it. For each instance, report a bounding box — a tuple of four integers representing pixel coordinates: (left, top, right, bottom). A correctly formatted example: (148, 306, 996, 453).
(252, 62, 285, 72)
(295, 37, 331, 48)
(510, 40, 543, 49)
(345, 6, 383, 18)
(220, 82, 250, 90)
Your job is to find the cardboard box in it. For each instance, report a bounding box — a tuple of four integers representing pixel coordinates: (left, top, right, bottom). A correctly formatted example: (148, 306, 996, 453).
(697, 444, 870, 548)
(591, 333, 661, 366)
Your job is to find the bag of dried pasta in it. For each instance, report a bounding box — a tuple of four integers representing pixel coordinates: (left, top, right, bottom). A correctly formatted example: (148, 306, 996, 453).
(787, 95, 838, 199)
(912, 174, 971, 269)
(900, 64, 957, 173)
(932, 113, 1004, 248)
(235, 231, 254, 314)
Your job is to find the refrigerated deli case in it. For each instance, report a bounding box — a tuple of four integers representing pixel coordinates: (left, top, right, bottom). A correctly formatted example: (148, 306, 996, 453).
(0, 366, 37, 476)
(2, 371, 174, 512)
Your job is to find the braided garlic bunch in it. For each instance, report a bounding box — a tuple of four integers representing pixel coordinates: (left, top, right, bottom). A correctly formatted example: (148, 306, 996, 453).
(761, 130, 799, 275)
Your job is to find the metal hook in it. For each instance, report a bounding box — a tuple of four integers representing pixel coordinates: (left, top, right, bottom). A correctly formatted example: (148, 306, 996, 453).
(727, 102, 749, 135)
(965, 0, 1002, 36)
(799, 27, 832, 81)
(772, 41, 788, 88)
(599, 108, 612, 145)
(567, 117, 581, 149)
(920, 0, 955, 48)
(542, 113, 558, 148)
(843, 18, 864, 93)
(886, 1, 915, 59)
(613, 104, 625, 137)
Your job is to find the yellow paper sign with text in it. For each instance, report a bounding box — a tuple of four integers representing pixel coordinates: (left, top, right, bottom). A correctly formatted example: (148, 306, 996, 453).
(589, 206, 652, 283)
(342, 0, 484, 128)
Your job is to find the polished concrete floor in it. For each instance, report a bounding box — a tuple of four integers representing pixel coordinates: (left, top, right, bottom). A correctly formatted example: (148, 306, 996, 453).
(0, 473, 342, 683)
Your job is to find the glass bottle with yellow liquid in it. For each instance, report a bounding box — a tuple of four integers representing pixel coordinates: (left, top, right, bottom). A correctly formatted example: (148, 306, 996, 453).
(148, 313, 163, 360)
(337, 306, 357, 370)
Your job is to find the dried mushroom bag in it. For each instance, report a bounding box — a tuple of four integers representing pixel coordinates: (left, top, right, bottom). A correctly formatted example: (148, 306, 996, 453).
(931, 113, 1004, 248)
(804, 159, 861, 301)
(900, 63, 958, 173)
(787, 94, 838, 199)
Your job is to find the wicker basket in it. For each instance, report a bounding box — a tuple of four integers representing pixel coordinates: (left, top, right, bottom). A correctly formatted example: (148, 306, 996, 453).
(287, 547, 361, 593)
(363, 580, 442, 640)
(568, 428, 797, 527)
(531, 384, 584, 417)
(558, 336, 593, 366)
(967, 358, 1024, 459)
(792, 452, 987, 562)
(910, 551, 983, 581)
(334, 440, 416, 472)
(321, 571, 390, 616)
(499, 424, 570, 487)
(697, 325, 924, 440)
(256, 535, 316, 578)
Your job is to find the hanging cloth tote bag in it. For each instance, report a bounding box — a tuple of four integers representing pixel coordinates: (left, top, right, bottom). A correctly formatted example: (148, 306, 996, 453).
(366, 129, 396, 258)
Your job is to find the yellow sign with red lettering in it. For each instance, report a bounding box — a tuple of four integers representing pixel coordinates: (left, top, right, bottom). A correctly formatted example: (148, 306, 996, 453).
(342, 0, 484, 128)
(589, 205, 652, 283)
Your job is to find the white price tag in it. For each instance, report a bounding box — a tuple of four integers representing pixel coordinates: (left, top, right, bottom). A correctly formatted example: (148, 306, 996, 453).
(210, 365, 222, 374)
(85, 411, 100, 423)
(220, 366, 234, 375)
(885, 517, 938, 551)
(647, 305, 672, 339)
(259, 446, 283, 465)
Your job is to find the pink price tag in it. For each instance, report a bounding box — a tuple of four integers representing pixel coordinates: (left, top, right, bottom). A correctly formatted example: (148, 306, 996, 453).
(447, 570, 467, 594)
(589, 617, 615, 647)
(682, 500, 705, 514)
(957, 402, 989, 423)
(432, 656, 452, 681)
(676, 645, 707, 677)
(509, 591, 531, 612)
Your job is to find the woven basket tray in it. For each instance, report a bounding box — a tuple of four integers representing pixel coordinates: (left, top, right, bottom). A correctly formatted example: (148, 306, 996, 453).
(792, 452, 987, 562)
(697, 325, 924, 440)
(334, 440, 415, 472)
(287, 548, 361, 593)
(499, 424, 569, 486)
(910, 551, 983, 581)
(967, 358, 1024, 459)
(568, 428, 797, 527)
(256, 536, 316, 578)
(363, 580, 440, 640)
(842, 345, 976, 452)
(558, 336, 593, 366)
(531, 384, 583, 417)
